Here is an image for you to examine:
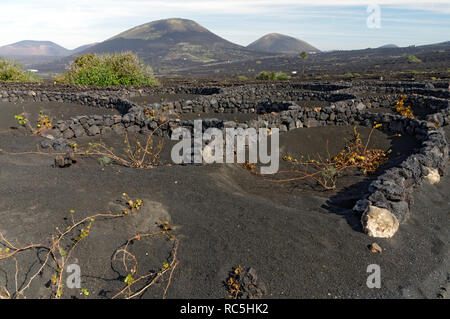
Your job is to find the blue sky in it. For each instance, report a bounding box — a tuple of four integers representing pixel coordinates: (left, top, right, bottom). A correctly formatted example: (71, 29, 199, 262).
(0, 0, 449, 51)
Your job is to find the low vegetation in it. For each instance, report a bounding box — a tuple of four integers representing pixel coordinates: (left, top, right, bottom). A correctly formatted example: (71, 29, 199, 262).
(406, 55, 422, 63)
(0, 195, 179, 299)
(226, 266, 244, 299)
(0, 57, 41, 82)
(14, 110, 52, 135)
(245, 125, 389, 190)
(276, 125, 388, 189)
(4, 111, 167, 169)
(84, 129, 164, 169)
(55, 52, 159, 86)
(255, 71, 290, 81)
(395, 95, 415, 118)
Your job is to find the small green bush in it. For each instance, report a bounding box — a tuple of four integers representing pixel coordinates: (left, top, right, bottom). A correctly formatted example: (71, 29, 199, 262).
(0, 57, 41, 82)
(255, 71, 290, 81)
(255, 72, 273, 80)
(406, 55, 422, 63)
(275, 72, 290, 80)
(237, 75, 248, 81)
(56, 52, 159, 86)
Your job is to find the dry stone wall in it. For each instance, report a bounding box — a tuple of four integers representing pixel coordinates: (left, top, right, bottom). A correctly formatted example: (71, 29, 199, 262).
(1, 81, 448, 238)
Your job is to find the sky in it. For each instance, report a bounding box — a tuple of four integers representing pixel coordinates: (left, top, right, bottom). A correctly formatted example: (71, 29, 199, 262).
(0, 0, 449, 51)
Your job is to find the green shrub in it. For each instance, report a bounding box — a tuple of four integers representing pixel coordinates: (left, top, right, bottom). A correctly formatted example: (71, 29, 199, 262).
(406, 55, 422, 63)
(0, 57, 41, 82)
(56, 52, 159, 86)
(237, 75, 248, 81)
(255, 71, 290, 81)
(275, 72, 290, 80)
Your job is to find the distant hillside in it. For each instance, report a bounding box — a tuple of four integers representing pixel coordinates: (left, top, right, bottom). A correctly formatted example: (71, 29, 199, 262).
(71, 43, 98, 54)
(247, 33, 320, 54)
(427, 41, 450, 47)
(176, 39, 450, 79)
(71, 18, 272, 72)
(0, 40, 70, 57)
(378, 44, 399, 49)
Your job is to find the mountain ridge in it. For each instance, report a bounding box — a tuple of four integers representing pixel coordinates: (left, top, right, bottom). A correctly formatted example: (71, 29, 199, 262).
(378, 44, 399, 49)
(0, 40, 99, 58)
(70, 18, 272, 72)
(0, 40, 70, 57)
(247, 33, 320, 54)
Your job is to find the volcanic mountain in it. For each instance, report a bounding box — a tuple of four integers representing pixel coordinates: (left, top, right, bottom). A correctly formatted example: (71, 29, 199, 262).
(378, 44, 399, 49)
(0, 40, 70, 57)
(247, 33, 320, 54)
(71, 43, 98, 54)
(73, 18, 271, 72)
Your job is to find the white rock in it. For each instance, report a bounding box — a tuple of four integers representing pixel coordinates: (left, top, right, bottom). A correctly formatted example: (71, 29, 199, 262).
(356, 102, 366, 111)
(424, 167, 440, 184)
(41, 133, 55, 140)
(361, 205, 399, 238)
